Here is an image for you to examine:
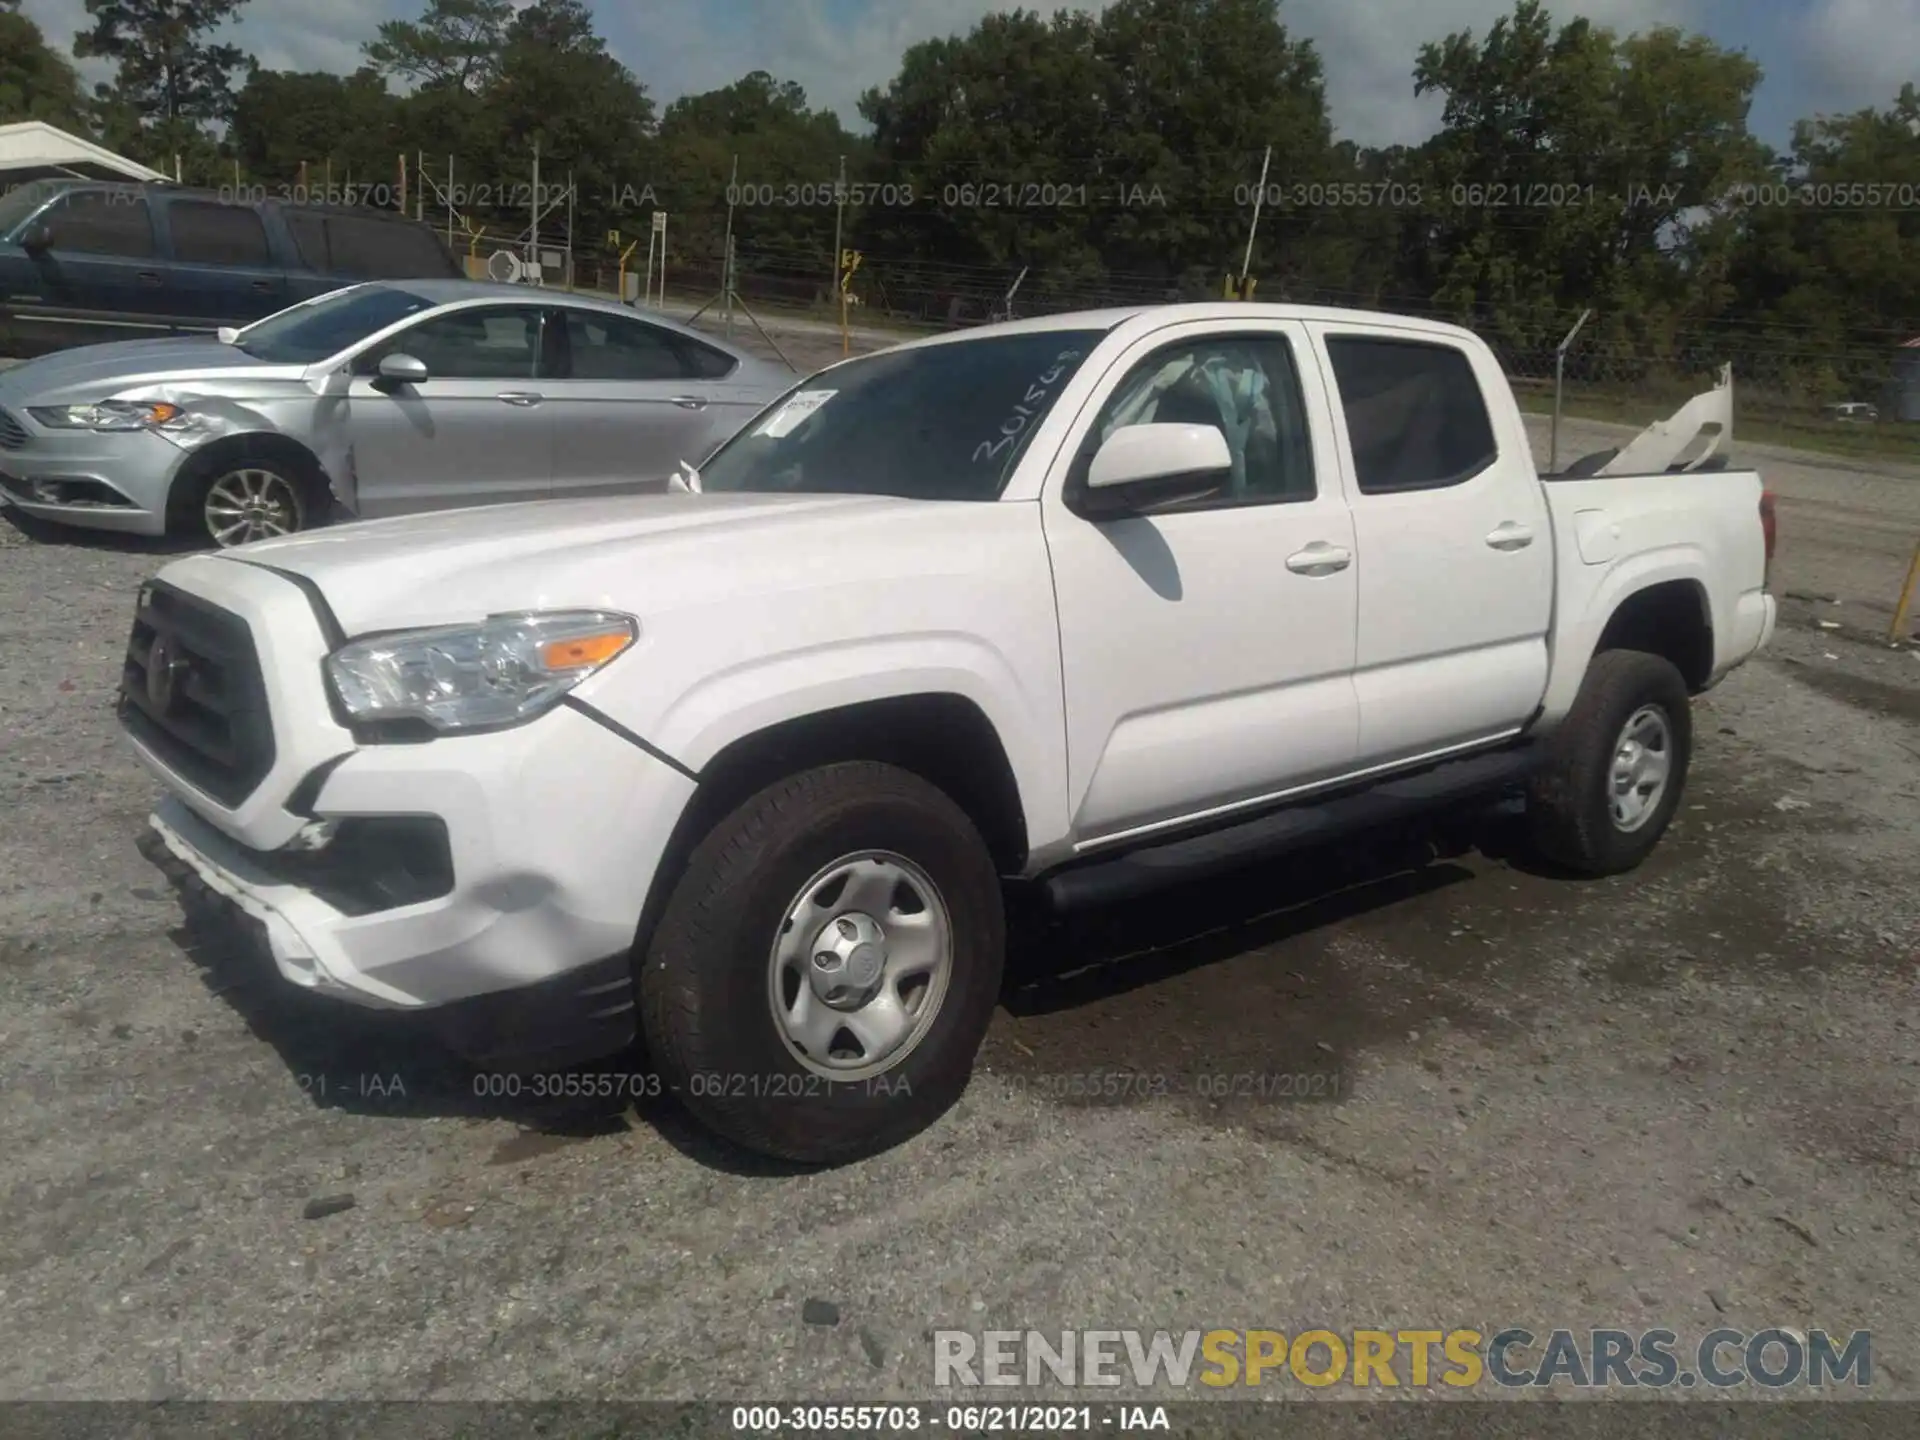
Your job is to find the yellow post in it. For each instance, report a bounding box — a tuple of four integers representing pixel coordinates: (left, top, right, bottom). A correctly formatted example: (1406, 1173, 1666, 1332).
(1890, 537, 1920, 644)
(839, 248, 862, 357)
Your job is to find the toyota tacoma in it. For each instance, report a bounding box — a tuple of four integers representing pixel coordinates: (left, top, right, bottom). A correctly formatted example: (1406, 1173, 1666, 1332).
(120, 303, 1778, 1163)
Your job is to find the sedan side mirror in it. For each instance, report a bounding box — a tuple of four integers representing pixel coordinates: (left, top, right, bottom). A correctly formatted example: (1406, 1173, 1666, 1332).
(20, 222, 54, 253)
(374, 352, 429, 388)
(1075, 422, 1232, 517)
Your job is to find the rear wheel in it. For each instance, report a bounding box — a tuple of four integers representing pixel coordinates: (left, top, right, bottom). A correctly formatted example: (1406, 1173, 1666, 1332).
(1527, 648, 1692, 876)
(638, 761, 1005, 1164)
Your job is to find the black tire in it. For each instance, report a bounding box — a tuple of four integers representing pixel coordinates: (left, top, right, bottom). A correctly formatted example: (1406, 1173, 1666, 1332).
(638, 761, 1005, 1164)
(1527, 648, 1692, 876)
(168, 449, 327, 548)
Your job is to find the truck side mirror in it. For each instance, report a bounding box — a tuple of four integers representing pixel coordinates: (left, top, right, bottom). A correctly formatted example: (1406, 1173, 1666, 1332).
(1074, 423, 1232, 517)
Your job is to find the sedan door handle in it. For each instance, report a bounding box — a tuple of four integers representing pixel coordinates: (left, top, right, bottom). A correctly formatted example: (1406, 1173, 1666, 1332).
(669, 395, 709, 410)
(135, 271, 163, 286)
(1285, 542, 1353, 576)
(496, 391, 543, 407)
(1486, 521, 1535, 550)
(249, 279, 275, 292)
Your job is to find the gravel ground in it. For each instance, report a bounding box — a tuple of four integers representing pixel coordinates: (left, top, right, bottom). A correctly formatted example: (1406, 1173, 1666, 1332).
(0, 325, 1917, 1413)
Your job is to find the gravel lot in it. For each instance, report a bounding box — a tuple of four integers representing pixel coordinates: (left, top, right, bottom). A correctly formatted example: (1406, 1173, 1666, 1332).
(0, 322, 1917, 1412)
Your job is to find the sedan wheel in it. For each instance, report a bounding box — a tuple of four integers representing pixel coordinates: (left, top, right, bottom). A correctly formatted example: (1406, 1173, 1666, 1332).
(203, 466, 306, 547)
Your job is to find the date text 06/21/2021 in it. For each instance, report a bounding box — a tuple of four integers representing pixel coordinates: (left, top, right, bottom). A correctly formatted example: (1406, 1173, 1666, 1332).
(729, 1403, 1173, 1432)
(285, 1068, 1347, 1106)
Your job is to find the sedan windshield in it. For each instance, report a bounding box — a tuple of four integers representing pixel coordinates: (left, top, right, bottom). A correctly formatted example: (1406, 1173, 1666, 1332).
(698, 329, 1106, 500)
(234, 284, 435, 364)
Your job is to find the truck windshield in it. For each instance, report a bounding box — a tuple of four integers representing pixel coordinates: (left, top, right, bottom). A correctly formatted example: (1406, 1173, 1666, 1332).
(698, 329, 1106, 500)
(234, 284, 435, 364)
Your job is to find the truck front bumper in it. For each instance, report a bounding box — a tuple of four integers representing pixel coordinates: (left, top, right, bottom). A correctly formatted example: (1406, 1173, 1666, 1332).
(119, 554, 699, 1069)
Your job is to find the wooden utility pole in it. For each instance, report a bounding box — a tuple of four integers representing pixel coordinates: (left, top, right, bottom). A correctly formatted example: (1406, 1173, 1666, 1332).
(830, 153, 846, 312)
(721, 154, 739, 336)
(530, 138, 541, 282)
(1239, 144, 1272, 290)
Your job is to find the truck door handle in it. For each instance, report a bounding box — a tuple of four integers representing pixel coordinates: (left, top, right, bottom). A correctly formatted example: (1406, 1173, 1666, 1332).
(1486, 522, 1534, 550)
(1285, 542, 1352, 575)
(669, 395, 708, 410)
(496, 391, 543, 407)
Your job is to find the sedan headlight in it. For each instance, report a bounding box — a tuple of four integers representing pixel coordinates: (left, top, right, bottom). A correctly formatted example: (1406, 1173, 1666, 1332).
(325, 611, 638, 733)
(28, 400, 190, 432)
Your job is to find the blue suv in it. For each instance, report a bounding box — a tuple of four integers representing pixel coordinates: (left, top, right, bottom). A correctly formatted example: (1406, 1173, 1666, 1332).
(0, 180, 464, 358)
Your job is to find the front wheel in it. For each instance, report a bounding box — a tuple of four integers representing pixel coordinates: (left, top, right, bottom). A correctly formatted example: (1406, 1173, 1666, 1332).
(171, 458, 320, 548)
(638, 761, 1005, 1164)
(1527, 648, 1693, 876)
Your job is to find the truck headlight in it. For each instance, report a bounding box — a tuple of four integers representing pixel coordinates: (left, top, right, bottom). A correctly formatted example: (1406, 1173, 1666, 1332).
(28, 400, 191, 432)
(325, 611, 638, 734)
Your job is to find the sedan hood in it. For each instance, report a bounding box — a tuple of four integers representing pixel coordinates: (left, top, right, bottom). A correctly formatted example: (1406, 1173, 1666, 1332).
(0, 335, 288, 403)
(226, 491, 942, 635)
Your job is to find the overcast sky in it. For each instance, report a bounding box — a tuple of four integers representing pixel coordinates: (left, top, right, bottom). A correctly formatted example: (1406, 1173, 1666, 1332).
(18, 0, 1918, 149)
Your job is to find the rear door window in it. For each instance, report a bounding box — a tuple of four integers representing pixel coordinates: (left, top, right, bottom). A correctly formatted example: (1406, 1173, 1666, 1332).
(1325, 336, 1498, 493)
(284, 211, 456, 278)
(320, 214, 457, 278)
(562, 311, 709, 381)
(167, 200, 273, 266)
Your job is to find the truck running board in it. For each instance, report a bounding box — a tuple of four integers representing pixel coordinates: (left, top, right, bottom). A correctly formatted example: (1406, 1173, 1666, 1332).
(1042, 743, 1539, 912)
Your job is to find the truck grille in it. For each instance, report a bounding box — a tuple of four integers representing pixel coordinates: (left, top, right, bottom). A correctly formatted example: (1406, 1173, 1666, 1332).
(118, 581, 277, 807)
(0, 407, 26, 450)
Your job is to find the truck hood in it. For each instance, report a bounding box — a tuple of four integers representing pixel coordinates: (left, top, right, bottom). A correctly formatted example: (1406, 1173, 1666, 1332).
(227, 492, 968, 635)
(0, 335, 293, 404)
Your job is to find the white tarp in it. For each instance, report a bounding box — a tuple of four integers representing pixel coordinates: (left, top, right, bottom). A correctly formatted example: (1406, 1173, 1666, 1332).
(0, 121, 167, 183)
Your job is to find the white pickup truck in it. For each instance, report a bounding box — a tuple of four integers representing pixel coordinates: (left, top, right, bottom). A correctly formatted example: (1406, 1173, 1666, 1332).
(120, 303, 1777, 1162)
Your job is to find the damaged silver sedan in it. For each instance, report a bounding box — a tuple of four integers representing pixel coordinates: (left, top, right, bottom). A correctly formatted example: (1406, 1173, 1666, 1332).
(0, 279, 790, 546)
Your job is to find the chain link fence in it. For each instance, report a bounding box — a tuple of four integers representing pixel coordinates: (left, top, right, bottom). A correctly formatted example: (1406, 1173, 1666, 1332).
(319, 181, 1920, 453)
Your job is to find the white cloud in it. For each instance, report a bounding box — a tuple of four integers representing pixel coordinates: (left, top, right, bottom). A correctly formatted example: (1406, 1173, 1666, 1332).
(19, 0, 389, 87)
(1792, 0, 1920, 120)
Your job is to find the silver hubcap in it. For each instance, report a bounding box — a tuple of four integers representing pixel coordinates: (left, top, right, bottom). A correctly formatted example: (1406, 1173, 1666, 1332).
(205, 468, 299, 546)
(1609, 704, 1673, 832)
(768, 851, 952, 1081)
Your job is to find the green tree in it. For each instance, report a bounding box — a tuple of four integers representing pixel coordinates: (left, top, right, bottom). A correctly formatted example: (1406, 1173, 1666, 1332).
(75, 0, 251, 144)
(363, 0, 512, 92)
(481, 0, 656, 246)
(658, 70, 866, 284)
(1408, 0, 1765, 354)
(1090, 0, 1332, 291)
(1722, 82, 1920, 397)
(229, 67, 401, 189)
(0, 0, 90, 130)
(859, 9, 1110, 303)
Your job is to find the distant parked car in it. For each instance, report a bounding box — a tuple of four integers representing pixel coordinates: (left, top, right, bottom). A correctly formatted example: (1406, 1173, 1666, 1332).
(1821, 401, 1879, 423)
(0, 280, 792, 544)
(0, 179, 463, 357)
